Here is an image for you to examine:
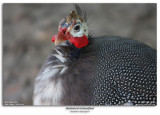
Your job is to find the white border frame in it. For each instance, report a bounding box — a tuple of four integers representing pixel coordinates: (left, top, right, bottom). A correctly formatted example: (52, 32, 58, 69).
(0, 0, 159, 115)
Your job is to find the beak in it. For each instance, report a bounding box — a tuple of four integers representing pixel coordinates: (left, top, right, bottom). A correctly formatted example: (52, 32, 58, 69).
(51, 21, 76, 45)
(52, 27, 68, 45)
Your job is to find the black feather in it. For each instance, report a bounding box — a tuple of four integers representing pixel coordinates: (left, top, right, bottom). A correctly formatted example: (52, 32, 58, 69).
(83, 11, 88, 22)
(75, 4, 82, 16)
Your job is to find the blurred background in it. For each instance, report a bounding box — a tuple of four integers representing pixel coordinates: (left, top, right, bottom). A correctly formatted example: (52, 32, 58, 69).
(3, 3, 156, 105)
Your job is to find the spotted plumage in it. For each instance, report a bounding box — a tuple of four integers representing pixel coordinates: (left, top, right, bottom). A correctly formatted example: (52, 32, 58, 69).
(33, 5, 156, 106)
(91, 36, 156, 105)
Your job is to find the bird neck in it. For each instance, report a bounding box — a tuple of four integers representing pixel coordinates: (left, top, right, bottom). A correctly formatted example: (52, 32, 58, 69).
(69, 43, 81, 59)
(59, 40, 82, 60)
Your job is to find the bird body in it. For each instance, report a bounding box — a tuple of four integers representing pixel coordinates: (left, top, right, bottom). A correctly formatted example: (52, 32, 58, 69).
(91, 37, 156, 105)
(33, 5, 156, 106)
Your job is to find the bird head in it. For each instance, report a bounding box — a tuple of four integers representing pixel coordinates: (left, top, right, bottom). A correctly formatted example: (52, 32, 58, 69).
(52, 10, 89, 48)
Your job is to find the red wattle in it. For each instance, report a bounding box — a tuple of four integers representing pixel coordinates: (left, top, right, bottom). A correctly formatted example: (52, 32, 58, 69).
(52, 35, 56, 42)
(69, 35, 89, 48)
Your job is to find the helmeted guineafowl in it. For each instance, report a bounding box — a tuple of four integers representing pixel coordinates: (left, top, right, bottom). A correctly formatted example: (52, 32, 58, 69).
(33, 5, 156, 106)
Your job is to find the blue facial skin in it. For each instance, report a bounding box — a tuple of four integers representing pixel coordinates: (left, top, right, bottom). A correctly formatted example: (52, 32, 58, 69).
(60, 18, 82, 30)
(60, 19, 72, 29)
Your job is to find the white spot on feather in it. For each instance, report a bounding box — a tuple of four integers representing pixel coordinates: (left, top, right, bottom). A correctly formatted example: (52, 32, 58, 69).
(51, 65, 66, 68)
(55, 49, 64, 56)
(60, 66, 68, 74)
(123, 100, 133, 106)
(40, 67, 59, 80)
(52, 54, 66, 63)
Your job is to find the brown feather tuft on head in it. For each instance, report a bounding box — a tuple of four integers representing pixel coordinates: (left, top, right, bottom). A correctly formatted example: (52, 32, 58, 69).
(66, 10, 84, 23)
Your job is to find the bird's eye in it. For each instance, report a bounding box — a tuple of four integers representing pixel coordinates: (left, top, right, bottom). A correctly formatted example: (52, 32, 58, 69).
(74, 25, 80, 32)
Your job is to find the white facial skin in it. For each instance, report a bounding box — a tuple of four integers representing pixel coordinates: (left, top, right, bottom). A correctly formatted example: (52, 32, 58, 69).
(69, 19, 88, 37)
